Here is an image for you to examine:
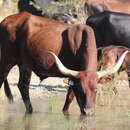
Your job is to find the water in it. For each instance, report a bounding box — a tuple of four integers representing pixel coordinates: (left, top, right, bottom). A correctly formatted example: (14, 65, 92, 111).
(0, 91, 130, 130)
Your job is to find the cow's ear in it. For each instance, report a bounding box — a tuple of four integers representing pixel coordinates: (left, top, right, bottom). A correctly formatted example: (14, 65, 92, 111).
(98, 75, 112, 85)
(68, 25, 83, 55)
(63, 78, 74, 86)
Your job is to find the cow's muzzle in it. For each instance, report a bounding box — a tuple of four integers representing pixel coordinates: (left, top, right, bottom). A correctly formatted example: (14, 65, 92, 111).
(83, 108, 95, 116)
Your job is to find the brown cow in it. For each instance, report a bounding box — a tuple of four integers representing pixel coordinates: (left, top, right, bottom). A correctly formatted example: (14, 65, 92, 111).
(98, 45, 130, 86)
(0, 12, 128, 115)
(85, 0, 130, 16)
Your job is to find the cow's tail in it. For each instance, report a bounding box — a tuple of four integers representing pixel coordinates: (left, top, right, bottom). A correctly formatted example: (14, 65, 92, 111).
(0, 29, 13, 103)
(4, 80, 13, 103)
(97, 47, 104, 70)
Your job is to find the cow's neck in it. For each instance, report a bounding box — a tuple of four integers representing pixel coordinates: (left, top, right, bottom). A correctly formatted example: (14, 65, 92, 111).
(85, 48, 97, 72)
(84, 30, 97, 72)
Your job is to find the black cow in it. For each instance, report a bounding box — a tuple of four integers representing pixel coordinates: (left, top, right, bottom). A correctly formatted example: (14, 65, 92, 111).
(86, 11, 130, 48)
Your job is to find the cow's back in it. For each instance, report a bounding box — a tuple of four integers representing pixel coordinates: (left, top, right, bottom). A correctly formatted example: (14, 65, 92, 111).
(86, 11, 130, 48)
(85, 0, 130, 16)
(105, 12, 130, 47)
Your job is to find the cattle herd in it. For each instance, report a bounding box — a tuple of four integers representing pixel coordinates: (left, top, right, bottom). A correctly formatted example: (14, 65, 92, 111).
(0, 0, 129, 116)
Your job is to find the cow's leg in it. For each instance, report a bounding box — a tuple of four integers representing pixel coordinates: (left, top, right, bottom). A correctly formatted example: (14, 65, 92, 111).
(18, 66, 32, 114)
(126, 71, 130, 87)
(128, 72, 130, 87)
(126, 65, 130, 87)
(63, 86, 75, 114)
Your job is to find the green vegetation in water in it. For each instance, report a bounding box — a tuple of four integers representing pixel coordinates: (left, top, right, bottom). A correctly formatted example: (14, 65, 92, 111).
(49, 96, 57, 113)
(126, 110, 130, 118)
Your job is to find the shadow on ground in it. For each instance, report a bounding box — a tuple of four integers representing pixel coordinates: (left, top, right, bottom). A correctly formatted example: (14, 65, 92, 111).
(10, 83, 68, 93)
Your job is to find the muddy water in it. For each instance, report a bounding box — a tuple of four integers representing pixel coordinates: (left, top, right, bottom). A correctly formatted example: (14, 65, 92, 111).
(0, 90, 130, 130)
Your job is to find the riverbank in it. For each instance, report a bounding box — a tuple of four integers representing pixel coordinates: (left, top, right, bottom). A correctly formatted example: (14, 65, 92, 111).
(0, 65, 129, 105)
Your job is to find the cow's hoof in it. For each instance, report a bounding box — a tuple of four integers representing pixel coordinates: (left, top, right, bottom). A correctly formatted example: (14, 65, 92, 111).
(83, 109, 95, 116)
(63, 110, 69, 115)
(26, 105, 33, 114)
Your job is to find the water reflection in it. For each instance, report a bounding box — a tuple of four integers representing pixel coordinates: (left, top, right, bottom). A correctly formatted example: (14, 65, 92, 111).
(0, 95, 130, 130)
(0, 112, 96, 130)
(0, 99, 96, 130)
(62, 113, 96, 130)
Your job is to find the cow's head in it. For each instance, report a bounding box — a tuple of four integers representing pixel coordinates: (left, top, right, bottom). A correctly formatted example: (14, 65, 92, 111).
(85, 2, 104, 16)
(85, 2, 110, 16)
(48, 51, 129, 115)
(66, 71, 98, 115)
(102, 50, 117, 70)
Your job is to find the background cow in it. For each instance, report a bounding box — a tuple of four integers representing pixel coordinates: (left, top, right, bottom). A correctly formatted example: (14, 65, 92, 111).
(98, 45, 130, 86)
(86, 11, 130, 49)
(85, 0, 130, 16)
(0, 12, 127, 115)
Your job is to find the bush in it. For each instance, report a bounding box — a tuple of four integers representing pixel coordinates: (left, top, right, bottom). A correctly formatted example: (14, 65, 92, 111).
(51, 0, 87, 24)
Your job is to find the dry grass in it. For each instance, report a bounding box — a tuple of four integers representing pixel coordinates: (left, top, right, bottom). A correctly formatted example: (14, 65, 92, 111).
(97, 71, 129, 107)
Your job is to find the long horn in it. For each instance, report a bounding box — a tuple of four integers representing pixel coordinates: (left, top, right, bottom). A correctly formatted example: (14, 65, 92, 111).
(97, 50, 129, 78)
(48, 51, 79, 77)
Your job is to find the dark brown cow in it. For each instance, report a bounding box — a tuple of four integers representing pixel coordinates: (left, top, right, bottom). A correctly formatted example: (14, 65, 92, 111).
(0, 12, 128, 115)
(85, 0, 130, 16)
(98, 45, 130, 86)
(3, 79, 13, 103)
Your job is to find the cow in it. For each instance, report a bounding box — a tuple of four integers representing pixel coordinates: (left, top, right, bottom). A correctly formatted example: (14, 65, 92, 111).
(86, 11, 130, 49)
(3, 79, 13, 103)
(0, 11, 128, 115)
(85, 0, 130, 16)
(98, 45, 130, 86)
